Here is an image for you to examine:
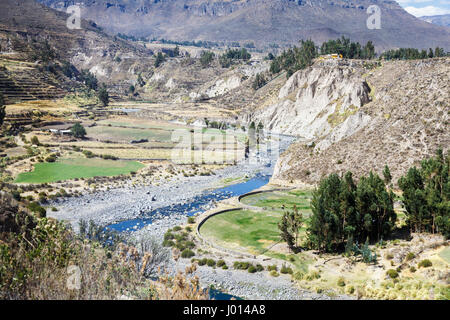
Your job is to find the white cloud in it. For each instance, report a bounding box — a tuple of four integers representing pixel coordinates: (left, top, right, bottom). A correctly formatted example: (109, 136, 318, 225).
(404, 5, 450, 16)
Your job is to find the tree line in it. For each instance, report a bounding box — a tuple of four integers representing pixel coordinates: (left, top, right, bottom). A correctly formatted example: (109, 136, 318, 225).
(269, 37, 449, 79)
(279, 149, 449, 254)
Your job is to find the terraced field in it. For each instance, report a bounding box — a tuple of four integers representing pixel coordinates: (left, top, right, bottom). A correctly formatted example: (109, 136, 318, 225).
(200, 209, 282, 255)
(200, 190, 313, 255)
(15, 158, 145, 183)
(240, 190, 313, 215)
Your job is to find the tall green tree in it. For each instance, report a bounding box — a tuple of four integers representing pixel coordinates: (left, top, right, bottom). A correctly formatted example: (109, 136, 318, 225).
(383, 165, 392, 186)
(279, 205, 304, 253)
(71, 123, 86, 139)
(97, 86, 109, 107)
(0, 92, 5, 126)
(154, 52, 165, 68)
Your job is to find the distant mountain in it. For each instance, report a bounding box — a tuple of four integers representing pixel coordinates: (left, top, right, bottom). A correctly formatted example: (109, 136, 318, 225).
(36, 0, 450, 51)
(0, 0, 153, 91)
(420, 14, 450, 28)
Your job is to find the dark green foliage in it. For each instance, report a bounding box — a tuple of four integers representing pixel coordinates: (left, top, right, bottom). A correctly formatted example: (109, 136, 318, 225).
(383, 165, 392, 186)
(0, 93, 5, 126)
(270, 39, 317, 77)
(181, 249, 195, 258)
(154, 52, 165, 68)
(27, 202, 46, 218)
(78, 219, 124, 248)
(30, 40, 56, 63)
(216, 259, 226, 268)
(308, 171, 396, 252)
(97, 86, 109, 107)
(418, 259, 432, 268)
(280, 264, 293, 274)
(71, 123, 87, 139)
(200, 51, 215, 68)
(278, 205, 304, 253)
(187, 217, 195, 224)
(30, 136, 40, 146)
(386, 269, 399, 279)
(380, 47, 448, 60)
(79, 70, 98, 90)
(219, 48, 251, 67)
(252, 73, 267, 90)
(320, 37, 375, 59)
(248, 265, 257, 273)
(399, 148, 449, 238)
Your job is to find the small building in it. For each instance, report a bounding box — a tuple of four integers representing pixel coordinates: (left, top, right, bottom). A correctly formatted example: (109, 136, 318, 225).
(49, 129, 72, 136)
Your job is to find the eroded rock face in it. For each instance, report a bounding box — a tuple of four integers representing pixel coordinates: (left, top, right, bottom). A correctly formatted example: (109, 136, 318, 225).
(249, 61, 372, 143)
(270, 58, 450, 186)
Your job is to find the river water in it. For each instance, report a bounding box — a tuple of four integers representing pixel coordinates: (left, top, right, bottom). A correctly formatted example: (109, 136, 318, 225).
(105, 134, 295, 233)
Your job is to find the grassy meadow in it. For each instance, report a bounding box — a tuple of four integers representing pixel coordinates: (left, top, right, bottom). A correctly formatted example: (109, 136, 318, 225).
(15, 158, 144, 183)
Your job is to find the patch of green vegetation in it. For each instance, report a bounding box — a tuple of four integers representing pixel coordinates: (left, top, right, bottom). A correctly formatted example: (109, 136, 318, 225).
(200, 209, 281, 254)
(15, 158, 144, 183)
(438, 247, 450, 264)
(327, 101, 359, 128)
(240, 191, 312, 216)
(86, 126, 173, 143)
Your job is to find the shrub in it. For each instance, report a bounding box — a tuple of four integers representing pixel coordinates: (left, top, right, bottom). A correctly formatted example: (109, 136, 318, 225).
(270, 270, 279, 277)
(181, 249, 195, 259)
(293, 272, 304, 280)
(173, 226, 182, 232)
(233, 261, 250, 270)
(267, 265, 277, 272)
(248, 266, 257, 273)
(217, 260, 226, 268)
(255, 264, 264, 272)
(187, 217, 195, 224)
(45, 154, 57, 162)
(71, 123, 87, 138)
(337, 277, 346, 287)
(409, 266, 416, 273)
(280, 264, 293, 275)
(206, 259, 216, 267)
(405, 252, 415, 261)
(418, 259, 432, 268)
(27, 202, 46, 218)
(385, 253, 394, 260)
(198, 258, 208, 266)
(386, 269, 399, 279)
(346, 286, 355, 294)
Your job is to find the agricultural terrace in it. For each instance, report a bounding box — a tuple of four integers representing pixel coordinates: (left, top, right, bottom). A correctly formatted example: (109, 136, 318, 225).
(15, 158, 144, 183)
(200, 190, 313, 256)
(199, 189, 450, 299)
(28, 117, 245, 163)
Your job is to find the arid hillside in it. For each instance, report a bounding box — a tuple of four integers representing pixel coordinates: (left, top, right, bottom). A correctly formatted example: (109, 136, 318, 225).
(253, 58, 450, 186)
(0, 0, 154, 96)
(37, 0, 450, 51)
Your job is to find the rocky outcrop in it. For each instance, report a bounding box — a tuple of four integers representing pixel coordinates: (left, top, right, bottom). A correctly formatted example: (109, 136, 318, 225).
(248, 60, 372, 150)
(271, 58, 450, 186)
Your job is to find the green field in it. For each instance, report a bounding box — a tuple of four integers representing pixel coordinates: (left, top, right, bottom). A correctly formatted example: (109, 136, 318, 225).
(15, 158, 144, 183)
(200, 209, 282, 254)
(240, 190, 313, 215)
(200, 190, 313, 257)
(86, 126, 174, 143)
(439, 247, 450, 264)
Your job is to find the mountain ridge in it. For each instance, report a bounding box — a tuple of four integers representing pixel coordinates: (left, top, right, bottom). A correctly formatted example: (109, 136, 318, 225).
(35, 0, 450, 51)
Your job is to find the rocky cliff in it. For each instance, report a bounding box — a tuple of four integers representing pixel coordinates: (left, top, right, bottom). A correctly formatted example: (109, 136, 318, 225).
(253, 58, 449, 186)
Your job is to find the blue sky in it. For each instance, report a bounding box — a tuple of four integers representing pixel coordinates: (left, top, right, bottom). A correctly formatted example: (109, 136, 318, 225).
(397, 0, 450, 17)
